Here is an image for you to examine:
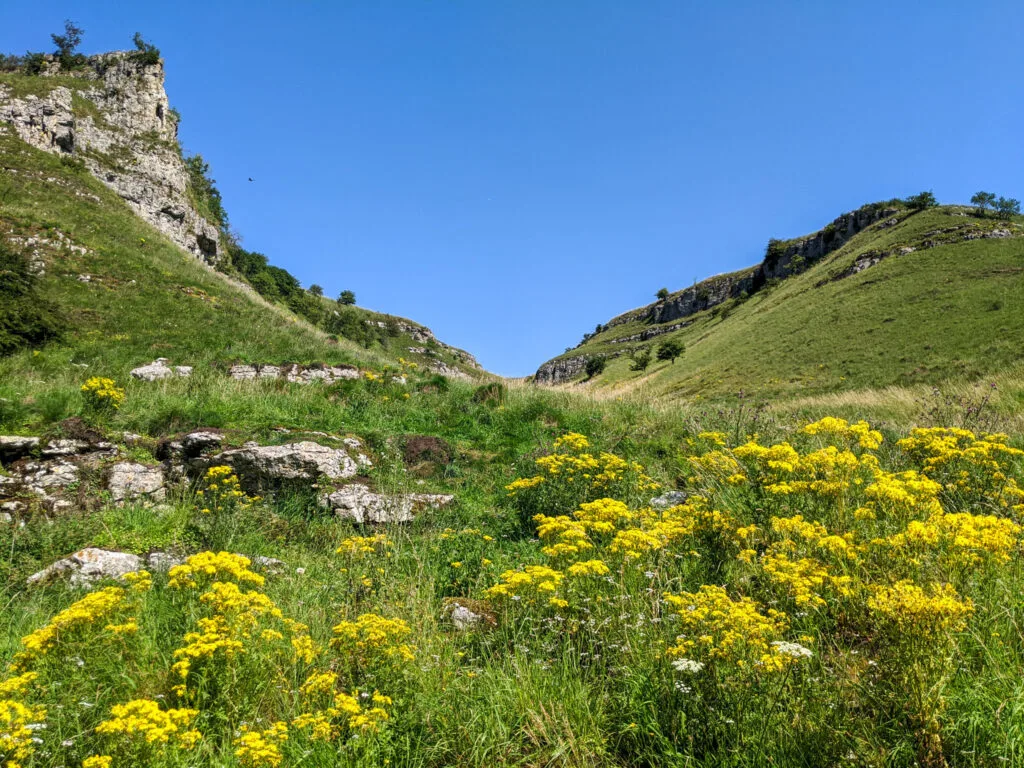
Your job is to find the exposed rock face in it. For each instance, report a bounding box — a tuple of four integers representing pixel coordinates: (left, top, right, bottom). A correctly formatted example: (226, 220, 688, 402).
(320, 483, 454, 523)
(196, 441, 362, 493)
(228, 363, 360, 383)
(27, 548, 142, 587)
(130, 358, 192, 381)
(107, 462, 165, 503)
(534, 355, 588, 386)
(429, 362, 473, 381)
(0, 53, 222, 262)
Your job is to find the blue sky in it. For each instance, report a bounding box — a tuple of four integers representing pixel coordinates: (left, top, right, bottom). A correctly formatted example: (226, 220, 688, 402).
(3, 2, 1021, 376)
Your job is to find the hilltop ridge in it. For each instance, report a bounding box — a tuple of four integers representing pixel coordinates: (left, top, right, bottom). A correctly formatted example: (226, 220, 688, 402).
(534, 199, 1024, 397)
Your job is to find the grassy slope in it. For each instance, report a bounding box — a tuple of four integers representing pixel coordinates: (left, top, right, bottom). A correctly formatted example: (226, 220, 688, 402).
(0, 128, 477, 431)
(547, 206, 1024, 400)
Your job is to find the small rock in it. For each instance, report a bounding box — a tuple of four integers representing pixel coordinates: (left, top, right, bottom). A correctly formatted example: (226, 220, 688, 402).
(649, 490, 689, 510)
(442, 598, 497, 631)
(320, 483, 454, 523)
(146, 551, 185, 571)
(42, 439, 91, 457)
(130, 358, 191, 381)
(27, 548, 142, 587)
(122, 432, 144, 446)
(107, 462, 165, 503)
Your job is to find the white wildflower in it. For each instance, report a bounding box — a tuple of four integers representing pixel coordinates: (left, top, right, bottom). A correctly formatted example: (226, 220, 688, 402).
(672, 658, 705, 674)
(771, 640, 813, 659)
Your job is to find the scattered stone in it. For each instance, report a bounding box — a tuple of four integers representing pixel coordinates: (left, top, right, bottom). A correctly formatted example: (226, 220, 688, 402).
(130, 358, 192, 381)
(650, 490, 689, 510)
(122, 432, 144, 446)
(248, 555, 286, 574)
(146, 551, 184, 571)
(107, 462, 165, 503)
(0, 436, 40, 463)
(42, 439, 92, 457)
(181, 431, 223, 456)
(27, 548, 142, 587)
(442, 598, 497, 631)
(320, 483, 454, 524)
(228, 363, 359, 383)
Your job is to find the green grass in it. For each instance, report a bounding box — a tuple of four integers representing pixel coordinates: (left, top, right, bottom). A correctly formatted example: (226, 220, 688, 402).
(545, 206, 1024, 400)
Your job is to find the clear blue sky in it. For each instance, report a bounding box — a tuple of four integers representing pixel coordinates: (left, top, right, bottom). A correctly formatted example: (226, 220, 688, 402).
(3, 3, 1021, 376)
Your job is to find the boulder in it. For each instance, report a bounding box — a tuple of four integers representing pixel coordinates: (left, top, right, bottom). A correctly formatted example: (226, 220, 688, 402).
(0, 436, 40, 463)
(27, 548, 142, 587)
(202, 441, 360, 492)
(130, 358, 192, 381)
(107, 462, 165, 503)
(41, 438, 93, 457)
(320, 483, 454, 523)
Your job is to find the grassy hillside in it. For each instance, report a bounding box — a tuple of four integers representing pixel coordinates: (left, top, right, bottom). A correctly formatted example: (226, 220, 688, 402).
(0, 128, 478, 431)
(540, 204, 1024, 400)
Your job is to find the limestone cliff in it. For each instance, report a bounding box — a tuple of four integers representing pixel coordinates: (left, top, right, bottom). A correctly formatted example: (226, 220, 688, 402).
(0, 52, 221, 262)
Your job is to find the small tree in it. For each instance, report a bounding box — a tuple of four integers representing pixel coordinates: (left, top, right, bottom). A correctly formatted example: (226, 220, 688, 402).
(308, 284, 324, 297)
(656, 339, 684, 365)
(51, 20, 84, 68)
(994, 197, 1021, 221)
(584, 356, 607, 379)
(338, 290, 356, 306)
(656, 287, 670, 301)
(970, 191, 996, 216)
(905, 191, 938, 211)
(629, 348, 652, 372)
(130, 32, 160, 65)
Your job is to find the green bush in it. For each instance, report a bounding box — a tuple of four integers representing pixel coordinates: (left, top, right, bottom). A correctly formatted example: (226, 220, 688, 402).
(585, 356, 607, 379)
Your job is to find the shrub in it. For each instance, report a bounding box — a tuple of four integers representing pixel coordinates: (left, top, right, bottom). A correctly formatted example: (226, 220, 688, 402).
(657, 338, 684, 364)
(629, 348, 651, 371)
(183, 154, 228, 229)
(905, 190, 938, 211)
(995, 196, 1020, 221)
(129, 32, 160, 66)
(472, 381, 507, 405)
(656, 287, 670, 301)
(308, 284, 324, 297)
(338, 290, 356, 306)
(584, 356, 607, 379)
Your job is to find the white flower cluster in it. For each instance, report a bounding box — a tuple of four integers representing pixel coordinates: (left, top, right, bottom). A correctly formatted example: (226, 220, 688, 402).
(771, 641, 813, 659)
(672, 657, 705, 674)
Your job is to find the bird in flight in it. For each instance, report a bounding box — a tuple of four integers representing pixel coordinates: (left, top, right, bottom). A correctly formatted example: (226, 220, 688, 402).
(248, 177, 254, 182)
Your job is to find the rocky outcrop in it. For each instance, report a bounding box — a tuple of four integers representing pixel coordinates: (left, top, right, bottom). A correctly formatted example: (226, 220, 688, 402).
(534, 355, 589, 386)
(27, 548, 142, 587)
(319, 483, 454, 523)
(0, 53, 222, 262)
(194, 441, 365, 493)
(130, 358, 192, 381)
(0, 436, 40, 463)
(228, 363, 360, 383)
